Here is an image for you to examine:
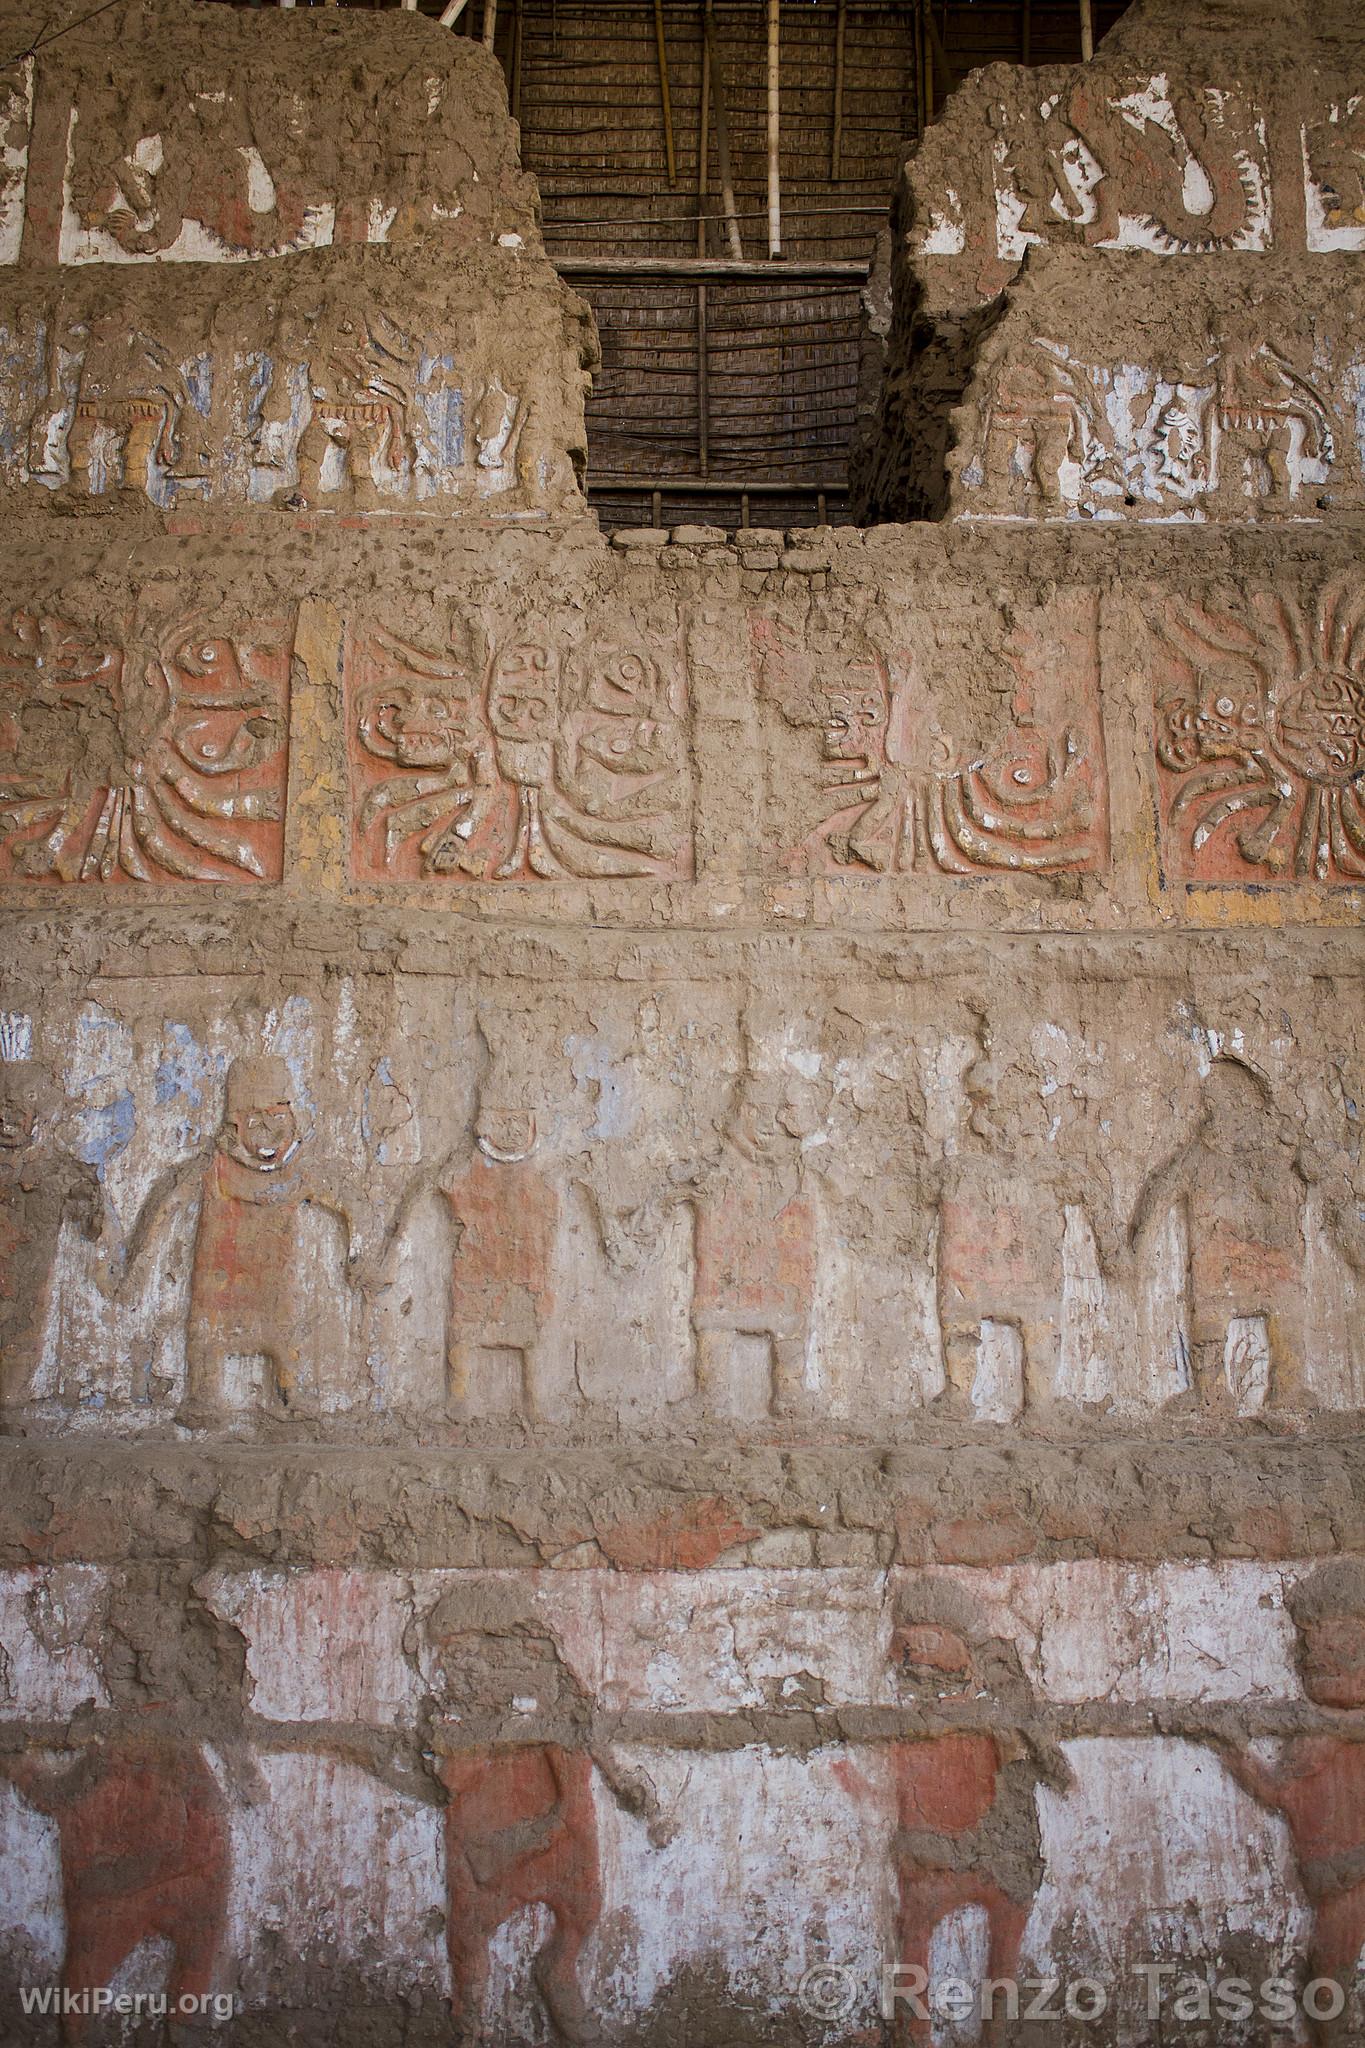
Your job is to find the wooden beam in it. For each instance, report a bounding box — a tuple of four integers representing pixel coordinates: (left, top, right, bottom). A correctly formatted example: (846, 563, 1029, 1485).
(705, 0, 744, 261)
(911, 0, 922, 137)
(766, 0, 781, 257)
(830, 0, 847, 182)
(590, 476, 847, 494)
(557, 256, 867, 282)
(923, 0, 957, 103)
(696, 3, 710, 256)
(511, 0, 525, 119)
(696, 283, 709, 479)
(653, 0, 678, 188)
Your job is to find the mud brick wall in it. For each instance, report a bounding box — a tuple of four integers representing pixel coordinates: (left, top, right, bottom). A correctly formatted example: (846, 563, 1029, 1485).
(0, 2, 1363, 2045)
(851, 0, 1365, 521)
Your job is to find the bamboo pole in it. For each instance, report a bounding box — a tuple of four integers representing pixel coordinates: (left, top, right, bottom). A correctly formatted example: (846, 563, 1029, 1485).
(911, 0, 923, 137)
(697, 283, 709, 478)
(830, 0, 846, 183)
(512, 0, 525, 120)
(654, 0, 678, 189)
(439, 0, 472, 24)
(1078, 0, 1094, 58)
(920, 0, 932, 125)
(483, 0, 499, 53)
(923, 2, 956, 109)
(555, 255, 865, 279)
(705, 0, 743, 261)
(697, 3, 711, 256)
(766, 0, 781, 258)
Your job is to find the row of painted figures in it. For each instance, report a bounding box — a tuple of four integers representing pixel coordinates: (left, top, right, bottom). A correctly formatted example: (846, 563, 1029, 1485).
(3, 1562, 1364, 2044)
(1, 302, 572, 509)
(960, 333, 1354, 520)
(1, 1046, 1361, 1426)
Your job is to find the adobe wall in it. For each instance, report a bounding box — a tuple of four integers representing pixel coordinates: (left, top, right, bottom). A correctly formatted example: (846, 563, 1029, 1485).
(0, 2, 1362, 2045)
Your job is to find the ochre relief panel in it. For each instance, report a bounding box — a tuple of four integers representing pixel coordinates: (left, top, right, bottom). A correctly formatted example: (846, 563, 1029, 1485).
(754, 587, 1108, 878)
(0, 605, 291, 886)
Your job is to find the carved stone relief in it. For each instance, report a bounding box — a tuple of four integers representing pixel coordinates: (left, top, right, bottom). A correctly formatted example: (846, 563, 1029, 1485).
(1152, 578, 1365, 884)
(347, 615, 695, 883)
(0, 606, 291, 886)
(47, 39, 535, 266)
(2, 975, 1357, 1436)
(758, 589, 1108, 878)
(0, 61, 29, 268)
(0, 266, 595, 512)
(954, 334, 1351, 522)
(1304, 96, 1365, 251)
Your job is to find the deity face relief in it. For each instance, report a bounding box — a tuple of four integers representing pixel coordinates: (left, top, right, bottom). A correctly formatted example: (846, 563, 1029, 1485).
(964, 1053, 1056, 1152)
(1199, 1060, 1287, 1162)
(0, 1077, 38, 1153)
(218, 1057, 301, 1173)
(358, 676, 479, 772)
(1299, 1606, 1365, 1712)
(725, 1072, 811, 1163)
(475, 1106, 539, 1164)
(822, 678, 889, 766)
(488, 648, 557, 749)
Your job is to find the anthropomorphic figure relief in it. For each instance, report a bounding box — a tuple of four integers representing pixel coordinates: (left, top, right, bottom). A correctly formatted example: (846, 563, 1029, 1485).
(63, 314, 188, 500)
(843, 1582, 1067, 2046)
(811, 655, 907, 873)
(1212, 339, 1335, 511)
(421, 1586, 668, 2046)
(347, 623, 691, 883)
(937, 1036, 1117, 1418)
(294, 307, 415, 508)
(988, 98, 1091, 250)
(688, 1063, 823, 1419)
(1130, 1058, 1314, 1412)
(66, 75, 331, 261)
(111, 1055, 361, 1427)
(0, 1734, 229, 2043)
(253, 304, 415, 508)
(975, 349, 1087, 515)
(352, 626, 500, 877)
(472, 378, 532, 492)
(1210, 1562, 1365, 2045)
(0, 1053, 102, 1418)
(792, 599, 1106, 879)
(1307, 99, 1365, 232)
(433, 1085, 560, 1422)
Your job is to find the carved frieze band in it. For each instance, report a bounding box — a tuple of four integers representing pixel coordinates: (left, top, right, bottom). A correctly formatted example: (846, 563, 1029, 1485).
(1, 584, 1363, 891)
